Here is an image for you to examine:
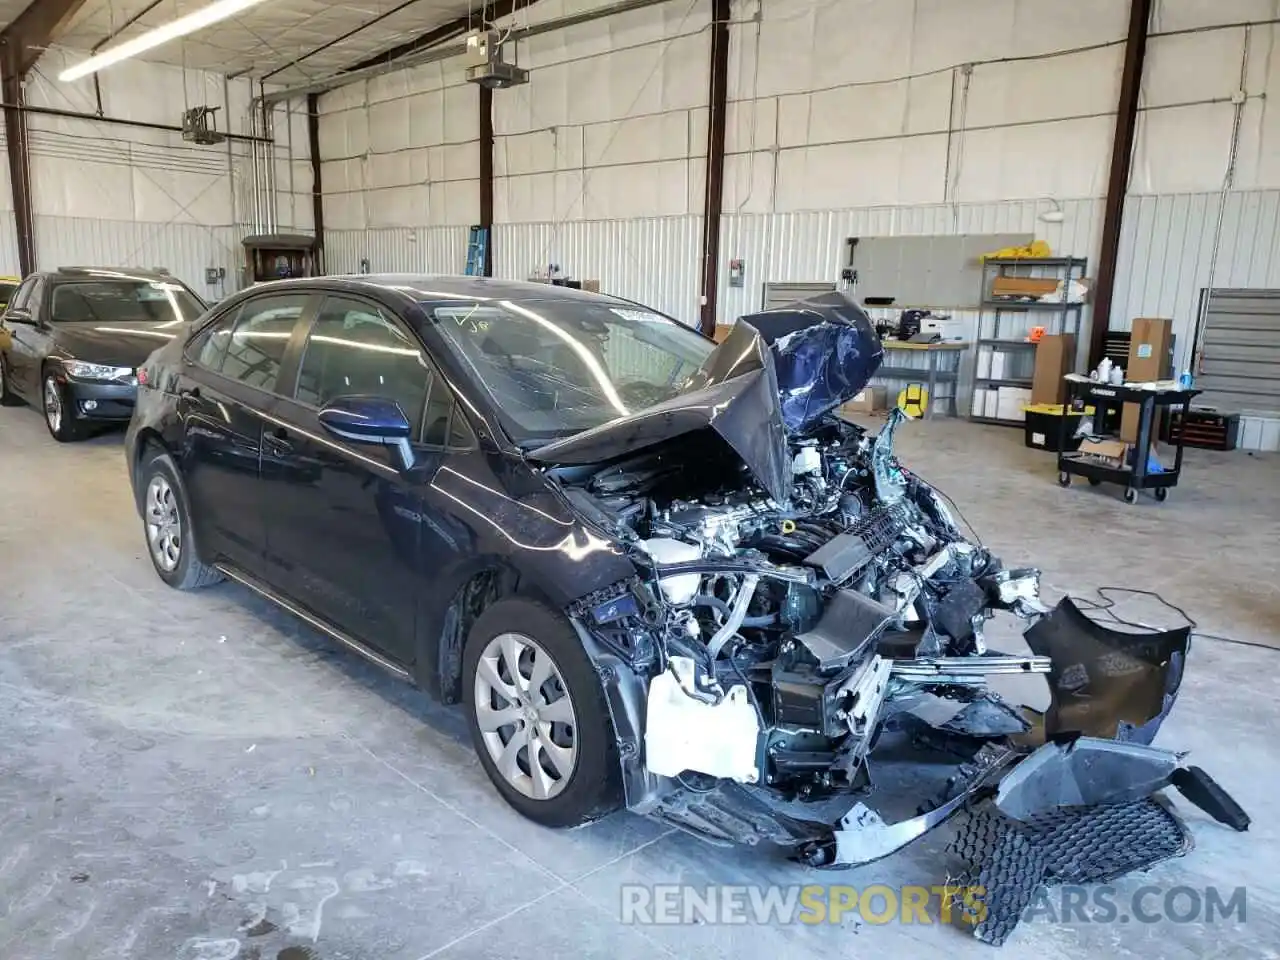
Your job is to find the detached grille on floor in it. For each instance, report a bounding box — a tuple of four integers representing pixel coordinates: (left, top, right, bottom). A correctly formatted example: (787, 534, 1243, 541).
(947, 797, 1193, 945)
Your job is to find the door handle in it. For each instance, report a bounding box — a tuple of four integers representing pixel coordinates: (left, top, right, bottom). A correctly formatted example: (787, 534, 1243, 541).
(265, 426, 293, 453)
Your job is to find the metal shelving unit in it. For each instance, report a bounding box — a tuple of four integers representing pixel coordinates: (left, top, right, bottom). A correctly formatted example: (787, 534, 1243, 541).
(968, 256, 1088, 426)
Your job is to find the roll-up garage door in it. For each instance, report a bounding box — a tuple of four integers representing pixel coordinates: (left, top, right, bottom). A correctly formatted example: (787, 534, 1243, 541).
(1198, 289, 1280, 414)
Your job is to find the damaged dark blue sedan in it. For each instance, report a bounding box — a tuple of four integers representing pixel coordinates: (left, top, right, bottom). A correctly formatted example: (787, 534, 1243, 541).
(124, 278, 1246, 946)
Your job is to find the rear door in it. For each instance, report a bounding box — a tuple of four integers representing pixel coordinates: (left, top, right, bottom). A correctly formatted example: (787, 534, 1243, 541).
(177, 292, 314, 570)
(260, 294, 437, 664)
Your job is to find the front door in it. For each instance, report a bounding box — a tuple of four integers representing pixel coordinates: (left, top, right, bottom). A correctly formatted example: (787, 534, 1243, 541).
(178, 292, 312, 568)
(4, 276, 47, 396)
(260, 294, 437, 664)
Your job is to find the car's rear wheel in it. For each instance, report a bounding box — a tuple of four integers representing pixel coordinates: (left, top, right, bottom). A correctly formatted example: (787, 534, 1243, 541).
(462, 598, 622, 827)
(0, 354, 23, 406)
(43, 373, 84, 442)
(138, 448, 223, 590)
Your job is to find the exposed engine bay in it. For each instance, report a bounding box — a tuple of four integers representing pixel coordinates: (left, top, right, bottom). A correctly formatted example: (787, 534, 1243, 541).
(562, 407, 1049, 795)
(537, 293, 1248, 945)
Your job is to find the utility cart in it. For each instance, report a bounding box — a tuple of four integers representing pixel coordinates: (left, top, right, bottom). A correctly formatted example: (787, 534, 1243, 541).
(1056, 379, 1200, 504)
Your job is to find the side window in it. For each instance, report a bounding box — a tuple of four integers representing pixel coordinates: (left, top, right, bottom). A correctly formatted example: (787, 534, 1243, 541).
(295, 296, 430, 429)
(187, 307, 241, 372)
(221, 294, 308, 391)
(26, 277, 46, 315)
(421, 377, 477, 449)
(8, 277, 35, 311)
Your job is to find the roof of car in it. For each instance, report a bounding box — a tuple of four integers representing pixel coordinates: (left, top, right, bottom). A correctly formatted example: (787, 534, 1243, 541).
(48, 267, 181, 283)
(252, 274, 629, 304)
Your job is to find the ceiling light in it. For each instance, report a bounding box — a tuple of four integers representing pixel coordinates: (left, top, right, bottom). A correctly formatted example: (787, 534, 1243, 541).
(59, 0, 270, 82)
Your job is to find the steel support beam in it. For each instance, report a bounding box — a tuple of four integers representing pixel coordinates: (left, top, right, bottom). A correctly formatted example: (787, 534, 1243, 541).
(698, 0, 730, 335)
(479, 85, 494, 277)
(307, 93, 326, 274)
(0, 0, 92, 76)
(1088, 0, 1152, 368)
(2, 56, 35, 275)
(1, 0, 94, 275)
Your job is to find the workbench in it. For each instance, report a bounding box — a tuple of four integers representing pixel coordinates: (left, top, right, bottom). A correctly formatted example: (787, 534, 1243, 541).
(873, 341, 969, 419)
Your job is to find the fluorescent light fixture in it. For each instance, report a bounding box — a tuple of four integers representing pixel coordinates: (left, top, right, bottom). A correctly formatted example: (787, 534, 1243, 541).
(59, 0, 270, 82)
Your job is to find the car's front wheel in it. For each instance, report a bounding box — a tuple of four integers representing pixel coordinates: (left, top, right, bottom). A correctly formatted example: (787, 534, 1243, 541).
(42, 373, 84, 442)
(463, 598, 622, 827)
(137, 448, 223, 590)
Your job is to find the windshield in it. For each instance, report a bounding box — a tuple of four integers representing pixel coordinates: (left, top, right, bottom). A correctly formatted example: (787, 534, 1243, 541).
(0, 281, 18, 305)
(50, 280, 204, 324)
(426, 298, 714, 441)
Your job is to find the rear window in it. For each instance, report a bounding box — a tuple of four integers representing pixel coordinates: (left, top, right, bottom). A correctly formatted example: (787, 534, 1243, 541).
(50, 280, 204, 323)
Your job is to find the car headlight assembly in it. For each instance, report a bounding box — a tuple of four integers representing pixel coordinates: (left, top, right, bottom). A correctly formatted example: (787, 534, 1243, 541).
(63, 360, 134, 381)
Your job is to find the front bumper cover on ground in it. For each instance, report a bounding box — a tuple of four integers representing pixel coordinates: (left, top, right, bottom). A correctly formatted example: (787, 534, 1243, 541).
(640, 597, 1249, 946)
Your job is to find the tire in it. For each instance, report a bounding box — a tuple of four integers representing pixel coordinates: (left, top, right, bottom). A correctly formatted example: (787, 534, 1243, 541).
(1124, 488, 1139, 505)
(136, 448, 224, 590)
(1154, 487, 1169, 503)
(42, 372, 85, 442)
(1088, 477, 1102, 487)
(1057, 471, 1070, 487)
(462, 598, 622, 828)
(0, 353, 22, 406)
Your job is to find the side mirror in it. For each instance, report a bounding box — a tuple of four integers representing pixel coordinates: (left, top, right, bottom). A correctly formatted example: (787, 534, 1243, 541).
(5, 308, 33, 325)
(318, 396, 416, 470)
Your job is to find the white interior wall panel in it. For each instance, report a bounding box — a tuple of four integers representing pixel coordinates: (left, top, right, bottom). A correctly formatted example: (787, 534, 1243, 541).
(492, 0, 712, 225)
(13, 50, 307, 294)
(493, 215, 703, 323)
(317, 60, 480, 232)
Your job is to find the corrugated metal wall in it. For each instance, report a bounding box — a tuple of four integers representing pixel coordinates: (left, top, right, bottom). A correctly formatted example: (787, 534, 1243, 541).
(33, 217, 243, 300)
(1113, 191, 1280, 333)
(492, 217, 704, 324)
(324, 226, 469, 277)
(717, 199, 1105, 323)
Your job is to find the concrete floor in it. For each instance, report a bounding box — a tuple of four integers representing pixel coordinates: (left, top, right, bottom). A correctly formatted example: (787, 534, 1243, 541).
(1, 405, 1277, 960)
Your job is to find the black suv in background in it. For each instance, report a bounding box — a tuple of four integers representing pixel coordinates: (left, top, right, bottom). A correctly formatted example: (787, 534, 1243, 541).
(0, 268, 206, 441)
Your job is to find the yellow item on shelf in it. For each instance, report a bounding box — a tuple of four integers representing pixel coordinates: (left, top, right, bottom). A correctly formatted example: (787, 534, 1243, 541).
(897, 384, 929, 418)
(980, 240, 1052, 261)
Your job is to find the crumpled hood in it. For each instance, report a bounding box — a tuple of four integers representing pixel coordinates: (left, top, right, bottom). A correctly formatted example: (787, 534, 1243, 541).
(528, 322, 792, 502)
(737, 291, 885, 433)
(527, 292, 884, 503)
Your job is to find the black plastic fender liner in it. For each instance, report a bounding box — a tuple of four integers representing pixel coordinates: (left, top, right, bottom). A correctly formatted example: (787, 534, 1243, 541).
(568, 616, 665, 813)
(1023, 596, 1189, 744)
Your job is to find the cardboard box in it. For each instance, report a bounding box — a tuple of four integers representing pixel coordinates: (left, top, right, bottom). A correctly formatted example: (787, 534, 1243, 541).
(996, 386, 1030, 422)
(991, 276, 1061, 299)
(989, 350, 1007, 381)
(1120, 317, 1174, 441)
(841, 385, 888, 415)
(1078, 438, 1128, 466)
(971, 388, 989, 417)
(580, 279, 601, 293)
(1031, 333, 1076, 406)
(713, 324, 735, 344)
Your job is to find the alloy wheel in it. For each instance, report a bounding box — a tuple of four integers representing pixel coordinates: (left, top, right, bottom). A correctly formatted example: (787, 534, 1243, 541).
(473, 632, 579, 800)
(43, 377, 62, 433)
(145, 474, 182, 573)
